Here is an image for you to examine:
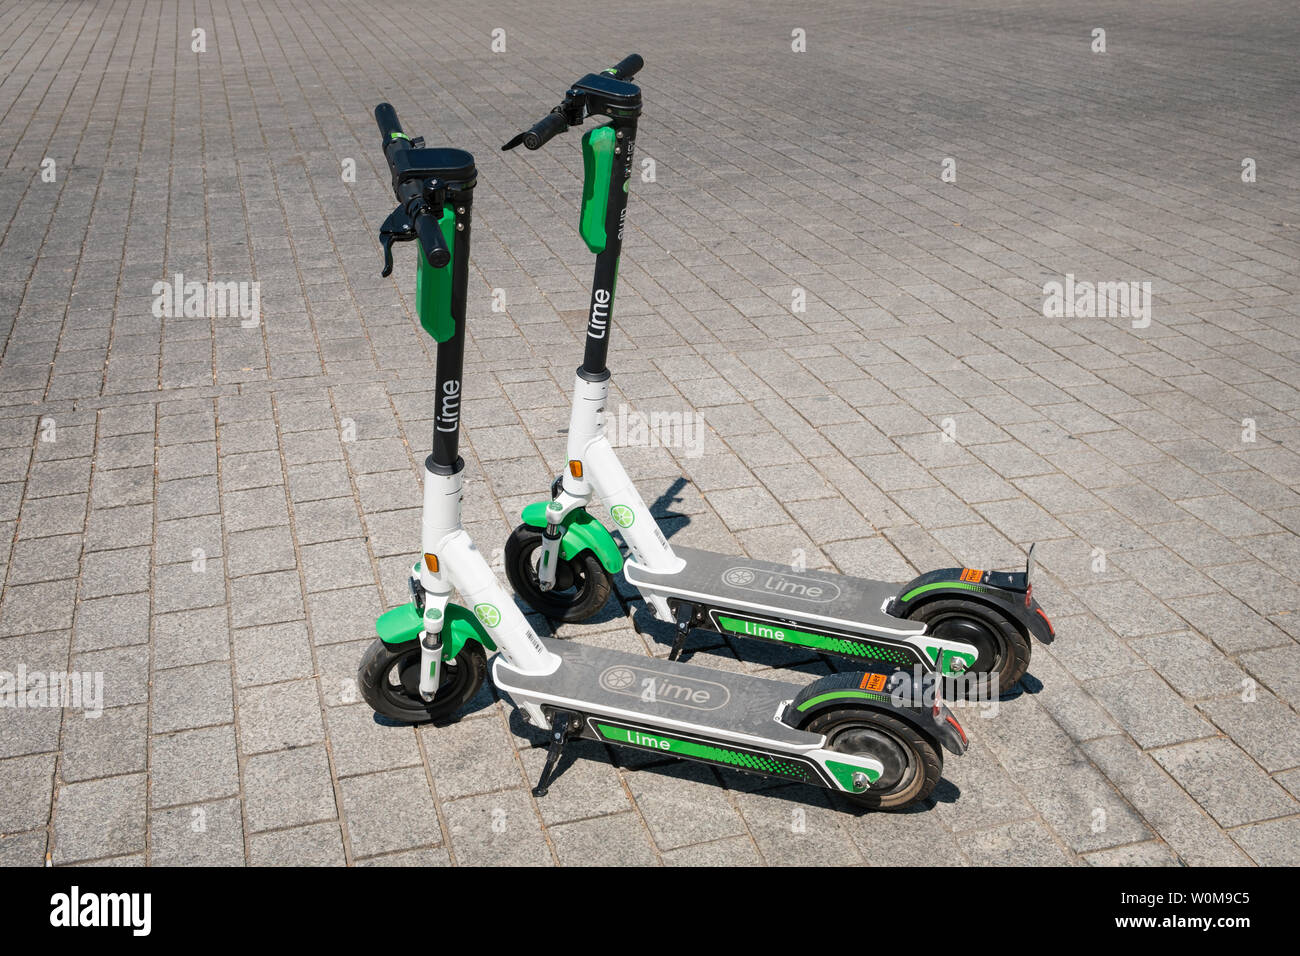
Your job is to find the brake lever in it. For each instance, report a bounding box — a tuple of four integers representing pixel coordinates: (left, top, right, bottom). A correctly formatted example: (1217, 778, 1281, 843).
(379, 205, 417, 277)
(501, 132, 526, 151)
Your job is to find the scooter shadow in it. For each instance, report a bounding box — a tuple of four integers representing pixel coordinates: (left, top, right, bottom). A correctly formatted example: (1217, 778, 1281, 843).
(648, 476, 692, 535)
(997, 672, 1043, 699)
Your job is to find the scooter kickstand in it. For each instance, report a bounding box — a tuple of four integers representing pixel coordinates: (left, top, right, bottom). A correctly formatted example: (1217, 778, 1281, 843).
(532, 709, 579, 797)
(668, 602, 696, 662)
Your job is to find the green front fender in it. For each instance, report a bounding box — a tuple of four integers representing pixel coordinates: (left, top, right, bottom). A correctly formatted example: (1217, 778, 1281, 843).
(521, 502, 624, 574)
(375, 602, 497, 659)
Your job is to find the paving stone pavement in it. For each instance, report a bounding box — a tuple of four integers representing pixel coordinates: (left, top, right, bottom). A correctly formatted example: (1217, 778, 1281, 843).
(0, 0, 1297, 866)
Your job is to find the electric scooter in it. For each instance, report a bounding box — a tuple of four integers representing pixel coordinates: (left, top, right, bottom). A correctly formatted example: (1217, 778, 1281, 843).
(357, 98, 968, 810)
(501, 57, 1056, 700)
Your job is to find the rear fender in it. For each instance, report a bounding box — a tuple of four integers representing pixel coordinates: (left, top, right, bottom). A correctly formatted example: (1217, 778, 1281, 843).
(786, 670, 968, 756)
(894, 560, 1054, 645)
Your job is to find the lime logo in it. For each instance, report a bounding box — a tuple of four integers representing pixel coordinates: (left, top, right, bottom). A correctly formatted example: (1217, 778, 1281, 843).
(717, 566, 840, 604)
(597, 663, 729, 710)
(473, 603, 501, 628)
(601, 666, 636, 690)
(610, 505, 635, 528)
(723, 567, 755, 587)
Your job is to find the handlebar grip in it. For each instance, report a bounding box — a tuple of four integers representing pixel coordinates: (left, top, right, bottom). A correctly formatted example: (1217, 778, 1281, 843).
(374, 103, 404, 143)
(522, 110, 569, 150)
(606, 54, 643, 80)
(414, 209, 451, 269)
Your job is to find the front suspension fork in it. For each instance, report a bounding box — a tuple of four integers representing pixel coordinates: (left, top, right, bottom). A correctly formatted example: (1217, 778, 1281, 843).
(412, 562, 451, 700)
(538, 494, 579, 590)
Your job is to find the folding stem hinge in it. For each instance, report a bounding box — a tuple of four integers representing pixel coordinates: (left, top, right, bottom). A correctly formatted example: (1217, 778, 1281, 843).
(532, 709, 581, 797)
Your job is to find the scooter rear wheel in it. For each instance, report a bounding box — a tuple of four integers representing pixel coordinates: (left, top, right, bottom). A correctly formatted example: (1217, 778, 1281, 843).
(907, 598, 1030, 700)
(358, 638, 487, 724)
(505, 523, 612, 623)
(801, 707, 941, 810)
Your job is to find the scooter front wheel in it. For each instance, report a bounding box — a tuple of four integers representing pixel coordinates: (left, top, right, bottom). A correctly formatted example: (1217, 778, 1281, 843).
(358, 638, 487, 724)
(505, 524, 612, 623)
(801, 707, 941, 811)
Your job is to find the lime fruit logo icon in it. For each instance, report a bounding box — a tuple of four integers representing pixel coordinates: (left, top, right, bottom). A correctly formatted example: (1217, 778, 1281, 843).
(601, 666, 637, 691)
(610, 505, 635, 529)
(724, 568, 755, 587)
(473, 603, 501, 628)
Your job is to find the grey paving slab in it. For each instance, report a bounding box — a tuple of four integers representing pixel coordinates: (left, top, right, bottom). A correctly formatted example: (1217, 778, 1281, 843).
(441, 788, 552, 866)
(1083, 669, 1218, 749)
(149, 798, 246, 867)
(956, 820, 1074, 867)
(339, 767, 443, 859)
(1081, 735, 1251, 867)
(250, 823, 348, 867)
(150, 725, 241, 807)
(1151, 739, 1297, 829)
(52, 774, 147, 864)
(0, 753, 56, 833)
(59, 706, 147, 782)
(243, 745, 338, 833)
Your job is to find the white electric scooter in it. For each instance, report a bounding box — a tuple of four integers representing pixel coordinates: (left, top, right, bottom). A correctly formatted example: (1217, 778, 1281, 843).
(501, 57, 1055, 701)
(357, 97, 968, 810)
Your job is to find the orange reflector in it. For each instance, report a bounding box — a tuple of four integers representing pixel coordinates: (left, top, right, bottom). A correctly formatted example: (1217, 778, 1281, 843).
(859, 672, 887, 692)
(423, 553, 439, 573)
(568, 459, 583, 478)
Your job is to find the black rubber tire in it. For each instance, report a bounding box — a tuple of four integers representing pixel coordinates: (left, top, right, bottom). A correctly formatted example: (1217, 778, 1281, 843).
(504, 523, 612, 623)
(800, 707, 942, 811)
(358, 638, 487, 724)
(907, 598, 1031, 700)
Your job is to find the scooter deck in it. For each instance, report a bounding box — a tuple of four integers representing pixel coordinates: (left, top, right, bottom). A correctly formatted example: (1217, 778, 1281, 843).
(625, 545, 925, 639)
(493, 638, 816, 748)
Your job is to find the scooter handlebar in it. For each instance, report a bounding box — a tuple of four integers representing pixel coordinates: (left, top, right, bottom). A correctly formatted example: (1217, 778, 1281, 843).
(605, 53, 643, 80)
(374, 102, 404, 144)
(374, 103, 451, 269)
(502, 55, 644, 151)
(502, 109, 568, 151)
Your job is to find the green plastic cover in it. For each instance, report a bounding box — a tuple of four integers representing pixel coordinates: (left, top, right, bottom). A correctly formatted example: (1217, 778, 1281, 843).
(580, 126, 617, 253)
(414, 207, 457, 342)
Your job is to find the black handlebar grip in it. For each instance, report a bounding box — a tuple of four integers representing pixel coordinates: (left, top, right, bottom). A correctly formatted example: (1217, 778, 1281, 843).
(606, 54, 643, 80)
(521, 110, 569, 150)
(414, 210, 451, 269)
(374, 103, 404, 143)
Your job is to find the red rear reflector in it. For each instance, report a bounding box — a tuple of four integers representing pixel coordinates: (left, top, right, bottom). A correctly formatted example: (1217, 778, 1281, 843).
(1036, 606, 1055, 637)
(946, 715, 968, 746)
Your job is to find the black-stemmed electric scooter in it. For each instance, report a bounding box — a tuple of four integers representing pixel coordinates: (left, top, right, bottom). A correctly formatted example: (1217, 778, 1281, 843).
(501, 56, 1056, 701)
(356, 98, 968, 810)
